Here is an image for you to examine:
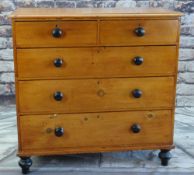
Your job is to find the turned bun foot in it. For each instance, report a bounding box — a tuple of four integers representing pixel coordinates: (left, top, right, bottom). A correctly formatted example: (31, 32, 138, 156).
(158, 149, 172, 166)
(18, 157, 32, 174)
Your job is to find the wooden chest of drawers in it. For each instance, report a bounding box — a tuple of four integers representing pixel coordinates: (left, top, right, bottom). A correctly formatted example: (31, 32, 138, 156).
(10, 8, 182, 174)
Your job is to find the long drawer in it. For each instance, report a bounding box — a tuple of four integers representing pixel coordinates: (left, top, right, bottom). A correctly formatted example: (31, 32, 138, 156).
(18, 77, 174, 114)
(15, 21, 97, 47)
(17, 46, 177, 79)
(100, 20, 178, 45)
(20, 110, 172, 151)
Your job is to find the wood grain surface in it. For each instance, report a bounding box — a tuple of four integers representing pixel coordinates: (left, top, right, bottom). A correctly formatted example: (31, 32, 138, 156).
(18, 77, 174, 114)
(100, 20, 179, 45)
(17, 46, 177, 79)
(20, 110, 172, 153)
(15, 21, 97, 47)
(10, 8, 182, 20)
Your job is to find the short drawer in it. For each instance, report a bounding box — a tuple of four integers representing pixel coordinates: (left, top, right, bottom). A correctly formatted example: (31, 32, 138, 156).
(18, 77, 174, 114)
(17, 46, 177, 79)
(20, 110, 172, 151)
(100, 20, 179, 45)
(15, 21, 97, 47)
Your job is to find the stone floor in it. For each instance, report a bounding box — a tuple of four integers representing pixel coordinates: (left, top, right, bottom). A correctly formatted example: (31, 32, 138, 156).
(0, 105, 194, 175)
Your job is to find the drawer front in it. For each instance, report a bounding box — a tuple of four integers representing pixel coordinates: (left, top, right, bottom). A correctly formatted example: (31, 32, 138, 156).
(15, 21, 97, 47)
(18, 77, 174, 114)
(17, 46, 176, 79)
(100, 20, 178, 45)
(20, 110, 172, 150)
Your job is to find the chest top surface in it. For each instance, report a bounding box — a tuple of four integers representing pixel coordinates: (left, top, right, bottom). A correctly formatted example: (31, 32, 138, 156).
(10, 8, 182, 20)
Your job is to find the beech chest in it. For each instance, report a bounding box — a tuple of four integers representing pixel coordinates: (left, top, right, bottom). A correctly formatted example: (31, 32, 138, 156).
(10, 8, 182, 174)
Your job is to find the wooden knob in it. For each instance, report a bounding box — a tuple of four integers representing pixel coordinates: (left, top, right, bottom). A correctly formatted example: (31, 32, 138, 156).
(133, 56, 144, 65)
(132, 89, 142, 98)
(135, 27, 145, 37)
(54, 91, 63, 101)
(131, 124, 141, 133)
(52, 27, 62, 38)
(55, 127, 64, 137)
(54, 58, 63, 67)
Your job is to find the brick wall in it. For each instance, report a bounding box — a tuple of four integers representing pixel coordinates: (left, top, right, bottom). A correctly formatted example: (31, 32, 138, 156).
(0, 0, 194, 107)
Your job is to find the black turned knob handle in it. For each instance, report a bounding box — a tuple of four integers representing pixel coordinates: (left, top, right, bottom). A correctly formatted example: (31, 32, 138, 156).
(55, 127, 64, 137)
(54, 91, 63, 101)
(54, 58, 63, 67)
(134, 27, 145, 37)
(133, 56, 144, 65)
(131, 124, 141, 133)
(52, 27, 62, 38)
(132, 89, 142, 98)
